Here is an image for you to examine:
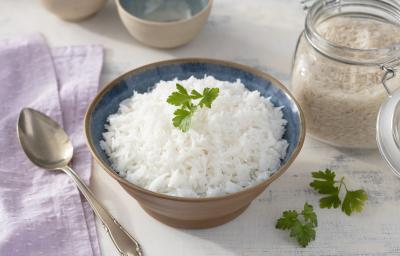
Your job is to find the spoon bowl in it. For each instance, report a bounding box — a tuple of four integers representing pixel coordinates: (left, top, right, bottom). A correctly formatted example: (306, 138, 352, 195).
(17, 108, 73, 170)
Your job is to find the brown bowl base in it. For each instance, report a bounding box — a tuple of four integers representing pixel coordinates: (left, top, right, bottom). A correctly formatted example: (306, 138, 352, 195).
(141, 203, 250, 229)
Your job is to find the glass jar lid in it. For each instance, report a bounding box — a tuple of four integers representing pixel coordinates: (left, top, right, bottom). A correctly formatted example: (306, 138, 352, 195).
(377, 89, 400, 176)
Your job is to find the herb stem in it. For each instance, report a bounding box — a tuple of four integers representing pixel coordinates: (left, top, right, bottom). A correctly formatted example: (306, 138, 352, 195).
(337, 177, 348, 192)
(335, 177, 347, 192)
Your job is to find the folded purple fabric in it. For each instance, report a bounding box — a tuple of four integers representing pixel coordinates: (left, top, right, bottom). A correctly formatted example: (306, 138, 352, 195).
(0, 34, 103, 256)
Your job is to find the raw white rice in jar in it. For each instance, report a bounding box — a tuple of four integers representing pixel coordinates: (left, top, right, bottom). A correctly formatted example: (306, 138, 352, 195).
(291, 0, 400, 148)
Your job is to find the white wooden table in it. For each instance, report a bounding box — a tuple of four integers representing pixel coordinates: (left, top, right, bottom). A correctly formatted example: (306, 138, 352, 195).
(2, 0, 400, 255)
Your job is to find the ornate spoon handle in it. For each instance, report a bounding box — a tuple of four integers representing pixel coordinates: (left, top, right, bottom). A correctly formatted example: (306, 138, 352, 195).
(62, 166, 143, 256)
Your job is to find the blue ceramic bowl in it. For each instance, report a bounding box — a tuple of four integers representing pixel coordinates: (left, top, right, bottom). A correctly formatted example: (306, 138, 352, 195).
(85, 58, 305, 228)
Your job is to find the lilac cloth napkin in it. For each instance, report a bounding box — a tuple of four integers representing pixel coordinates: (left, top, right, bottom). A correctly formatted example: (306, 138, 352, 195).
(0, 34, 103, 256)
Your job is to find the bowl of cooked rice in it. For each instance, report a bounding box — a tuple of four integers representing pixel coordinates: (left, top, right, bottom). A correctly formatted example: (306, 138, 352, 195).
(85, 58, 305, 228)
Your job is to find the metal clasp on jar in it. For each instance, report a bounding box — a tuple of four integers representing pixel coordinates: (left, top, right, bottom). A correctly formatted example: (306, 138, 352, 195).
(380, 58, 400, 96)
(300, 0, 340, 11)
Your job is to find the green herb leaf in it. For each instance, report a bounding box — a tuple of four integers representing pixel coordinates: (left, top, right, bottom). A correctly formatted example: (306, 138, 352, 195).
(290, 222, 316, 248)
(172, 109, 192, 132)
(176, 83, 189, 95)
(199, 87, 219, 108)
(310, 169, 368, 215)
(276, 210, 298, 230)
(312, 169, 336, 181)
(310, 169, 337, 194)
(301, 203, 318, 227)
(341, 189, 368, 216)
(167, 84, 219, 132)
(167, 91, 191, 106)
(276, 203, 317, 248)
(190, 89, 203, 99)
(319, 193, 341, 209)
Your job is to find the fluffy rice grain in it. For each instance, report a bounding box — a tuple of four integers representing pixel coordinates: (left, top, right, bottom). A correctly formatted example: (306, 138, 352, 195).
(101, 76, 288, 197)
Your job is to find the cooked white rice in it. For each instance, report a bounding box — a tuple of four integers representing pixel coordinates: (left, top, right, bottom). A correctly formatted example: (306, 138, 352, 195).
(100, 76, 288, 198)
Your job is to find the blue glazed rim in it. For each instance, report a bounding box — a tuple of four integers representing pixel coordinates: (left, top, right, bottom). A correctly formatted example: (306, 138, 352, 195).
(116, 0, 213, 25)
(84, 58, 306, 202)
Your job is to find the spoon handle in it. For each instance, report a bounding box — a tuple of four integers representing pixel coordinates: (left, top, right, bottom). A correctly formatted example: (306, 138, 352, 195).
(61, 166, 143, 256)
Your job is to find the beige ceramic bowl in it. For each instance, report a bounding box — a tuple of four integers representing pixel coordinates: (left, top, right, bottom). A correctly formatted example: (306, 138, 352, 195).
(41, 0, 106, 21)
(115, 0, 212, 48)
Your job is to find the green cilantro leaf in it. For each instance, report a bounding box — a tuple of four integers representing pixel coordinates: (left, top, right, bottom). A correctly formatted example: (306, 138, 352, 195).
(276, 203, 317, 247)
(310, 169, 368, 215)
(167, 84, 219, 132)
(302, 203, 318, 227)
(167, 91, 191, 106)
(172, 109, 192, 132)
(290, 222, 316, 248)
(190, 89, 203, 99)
(341, 189, 368, 216)
(276, 210, 298, 230)
(176, 83, 189, 95)
(199, 87, 220, 108)
(319, 193, 341, 209)
(310, 169, 337, 194)
(312, 169, 336, 181)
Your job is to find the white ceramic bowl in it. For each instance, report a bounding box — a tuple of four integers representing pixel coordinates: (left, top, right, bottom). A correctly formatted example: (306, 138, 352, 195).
(115, 0, 212, 48)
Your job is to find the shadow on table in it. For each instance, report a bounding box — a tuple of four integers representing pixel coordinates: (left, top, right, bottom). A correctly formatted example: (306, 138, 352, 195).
(78, 0, 139, 46)
(164, 14, 296, 80)
(328, 143, 383, 169)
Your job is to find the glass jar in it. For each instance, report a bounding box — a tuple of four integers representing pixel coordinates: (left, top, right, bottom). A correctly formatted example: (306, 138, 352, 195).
(291, 0, 400, 148)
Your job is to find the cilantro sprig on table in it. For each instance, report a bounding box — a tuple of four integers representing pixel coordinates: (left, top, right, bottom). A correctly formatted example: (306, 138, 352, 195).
(310, 169, 368, 216)
(276, 169, 368, 248)
(167, 83, 219, 132)
(276, 203, 317, 247)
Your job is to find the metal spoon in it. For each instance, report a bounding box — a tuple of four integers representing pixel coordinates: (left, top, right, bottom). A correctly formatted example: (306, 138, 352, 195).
(17, 108, 143, 256)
